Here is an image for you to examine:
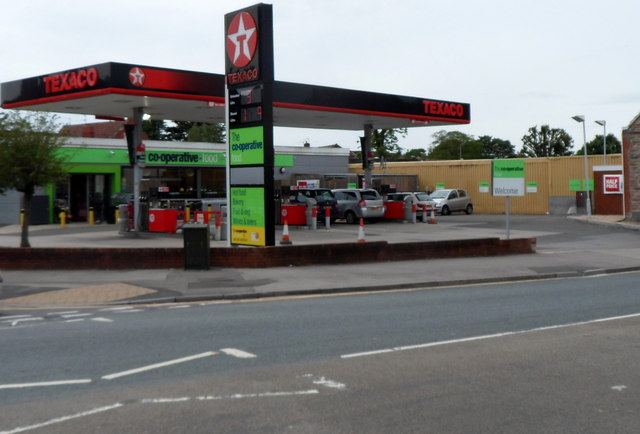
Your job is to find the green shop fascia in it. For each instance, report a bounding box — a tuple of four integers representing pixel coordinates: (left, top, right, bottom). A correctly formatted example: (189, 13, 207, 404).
(45, 144, 294, 224)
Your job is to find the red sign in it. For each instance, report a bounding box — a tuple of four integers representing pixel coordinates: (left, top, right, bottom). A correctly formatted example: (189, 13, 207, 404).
(129, 67, 145, 87)
(422, 100, 465, 118)
(226, 12, 258, 68)
(42, 67, 98, 94)
(603, 174, 623, 194)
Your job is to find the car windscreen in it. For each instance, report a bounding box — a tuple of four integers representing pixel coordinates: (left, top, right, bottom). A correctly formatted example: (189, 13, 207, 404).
(316, 191, 335, 200)
(415, 193, 431, 201)
(429, 190, 449, 199)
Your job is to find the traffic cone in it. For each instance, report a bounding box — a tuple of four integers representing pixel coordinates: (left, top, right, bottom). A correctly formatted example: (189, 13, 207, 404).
(428, 206, 437, 224)
(357, 218, 366, 243)
(280, 218, 293, 245)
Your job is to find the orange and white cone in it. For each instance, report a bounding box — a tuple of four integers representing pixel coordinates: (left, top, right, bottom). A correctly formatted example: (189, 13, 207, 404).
(280, 218, 293, 245)
(357, 218, 366, 243)
(428, 206, 437, 224)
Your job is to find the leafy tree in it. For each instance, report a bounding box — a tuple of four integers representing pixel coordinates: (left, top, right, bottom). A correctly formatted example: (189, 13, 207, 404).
(519, 125, 573, 157)
(575, 133, 621, 156)
(371, 128, 406, 161)
(163, 121, 193, 141)
(477, 135, 516, 159)
(427, 130, 481, 160)
(402, 148, 429, 161)
(142, 119, 165, 140)
(187, 122, 226, 143)
(0, 112, 68, 247)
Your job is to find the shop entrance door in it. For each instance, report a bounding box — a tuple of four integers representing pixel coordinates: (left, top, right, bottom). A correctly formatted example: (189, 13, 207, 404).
(65, 174, 112, 222)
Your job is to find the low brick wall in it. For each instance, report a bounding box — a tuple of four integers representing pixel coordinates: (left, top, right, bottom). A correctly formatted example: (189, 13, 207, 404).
(0, 237, 536, 270)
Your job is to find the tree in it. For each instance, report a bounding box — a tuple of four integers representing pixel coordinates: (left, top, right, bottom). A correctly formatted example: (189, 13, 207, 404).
(519, 125, 573, 157)
(427, 130, 481, 160)
(371, 128, 406, 161)
(0, 112, 68, 247)
(187, 122, 226, 143)
(402, 148, 429, 161)
(477, 135, 516, 159)
(142, 119, 165, 140)
(575, 133, 621, 156)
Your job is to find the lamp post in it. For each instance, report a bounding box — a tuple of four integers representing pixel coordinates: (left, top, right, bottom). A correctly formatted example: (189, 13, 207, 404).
(595, 120, 607, 165)
(572, 115, 591, 217)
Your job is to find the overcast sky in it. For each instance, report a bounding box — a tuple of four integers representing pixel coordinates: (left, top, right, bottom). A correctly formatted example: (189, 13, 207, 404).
(1, 0, 638, 153)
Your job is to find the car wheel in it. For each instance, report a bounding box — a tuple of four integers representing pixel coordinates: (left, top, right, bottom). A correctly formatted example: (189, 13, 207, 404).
(465, 204, 473, 215)
(345, 211, 357, 224)
(441, 205, 450, 216)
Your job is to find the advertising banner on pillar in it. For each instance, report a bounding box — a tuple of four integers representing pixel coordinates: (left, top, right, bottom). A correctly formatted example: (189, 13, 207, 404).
(225, 3, 274, 247)
(603, 174, 623, 194)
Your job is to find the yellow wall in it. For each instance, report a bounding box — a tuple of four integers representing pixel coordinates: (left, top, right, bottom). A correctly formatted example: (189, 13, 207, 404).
(349, 155, 621, 214)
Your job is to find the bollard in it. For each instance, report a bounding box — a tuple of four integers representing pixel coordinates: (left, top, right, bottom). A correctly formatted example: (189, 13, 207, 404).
(115, 207, 120, 223)
(207, 203, 212, 212)
(20, 209, 25, 227)
(311, 207, 318, 230)
(411, 203, 417, 224)
(214, 212, 222, 241)
(324, 206, 331, 229)
(185, 207, 191, 223)
(59, 210, 67, 228)
(89, 206, 95, 225)
(421, 204, 428, 223)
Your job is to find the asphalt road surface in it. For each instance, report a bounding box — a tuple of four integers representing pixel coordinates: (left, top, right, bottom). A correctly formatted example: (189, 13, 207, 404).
(1, 272, 640, 433)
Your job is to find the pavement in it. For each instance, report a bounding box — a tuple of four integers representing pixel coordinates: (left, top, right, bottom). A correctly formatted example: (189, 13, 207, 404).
(1, 213, 640, 308)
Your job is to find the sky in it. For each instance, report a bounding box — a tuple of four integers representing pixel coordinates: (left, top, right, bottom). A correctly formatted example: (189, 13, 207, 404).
(1, 0, 639, 154)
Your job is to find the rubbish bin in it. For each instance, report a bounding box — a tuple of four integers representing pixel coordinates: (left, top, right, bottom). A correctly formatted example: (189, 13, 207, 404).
(183, 223, 210, 270)
(403, 196, 416, 223)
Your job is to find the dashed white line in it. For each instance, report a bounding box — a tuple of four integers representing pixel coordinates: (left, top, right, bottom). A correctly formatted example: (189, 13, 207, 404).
(0, 379, 92, 390)
(91, 317, 114, 323)
(10, 318, 43, 327)
(0, 403, 123, 434)
(220, 348, 257, 359)
(101, 351, 218, 380)
(0, 315, 32, 320)
(167, 305, 190, 309)
(61, 313, 92, 319)
(114, 309, 143, 314)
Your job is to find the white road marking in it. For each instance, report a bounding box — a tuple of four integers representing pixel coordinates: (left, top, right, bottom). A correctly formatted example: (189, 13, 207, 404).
(0, 403, 122, 434)
(114, 309, 143, 314)
(341, 312, 640, 359)
(51, 311, 78, 315)
(220, 348, 257, 358)
(91, 317, 114, 323)
(167, 305, 190, 309)
(101, 351, 218, 380)
(611, 385, 627, 392)
(0, 315, 32, 320)
(63, 319, 85, 323)
(141, 390, 320, 404)
(0, 379, 92, 390)
(302, 374, 346, 390)
(10, 318, 43, 327)
(60, 313, 92, 319)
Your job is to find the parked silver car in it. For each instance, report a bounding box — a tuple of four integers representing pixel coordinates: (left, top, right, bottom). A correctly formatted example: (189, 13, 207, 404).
(429, 189, 473, 215)
(332, 188, 386, 224)
(386, 192, 435, 211)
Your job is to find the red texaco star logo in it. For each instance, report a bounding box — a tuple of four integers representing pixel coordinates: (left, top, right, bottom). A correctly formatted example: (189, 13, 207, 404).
(226, 12, 258, 68)
(129, 67, 145, 87)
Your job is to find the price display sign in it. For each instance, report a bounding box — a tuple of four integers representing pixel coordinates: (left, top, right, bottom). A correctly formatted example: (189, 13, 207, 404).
(225, 4, 275, 246)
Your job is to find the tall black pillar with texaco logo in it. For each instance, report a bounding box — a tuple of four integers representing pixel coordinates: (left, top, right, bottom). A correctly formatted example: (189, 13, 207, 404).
(225, 4, 275, 247)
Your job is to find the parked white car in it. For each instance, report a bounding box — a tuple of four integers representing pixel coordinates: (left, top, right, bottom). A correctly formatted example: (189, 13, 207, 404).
(429, 189, 473, 215)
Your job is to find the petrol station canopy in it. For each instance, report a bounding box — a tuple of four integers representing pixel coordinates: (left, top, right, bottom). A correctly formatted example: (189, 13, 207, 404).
(1, 62, 470, 131)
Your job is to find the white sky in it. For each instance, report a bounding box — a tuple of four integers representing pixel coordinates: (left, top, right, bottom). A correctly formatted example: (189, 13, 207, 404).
(1, 0, 638, 153)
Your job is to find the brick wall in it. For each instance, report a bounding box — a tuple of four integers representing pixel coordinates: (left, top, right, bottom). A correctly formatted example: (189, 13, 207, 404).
(0, 237, 535, 270)
(623, 115, 640, 220)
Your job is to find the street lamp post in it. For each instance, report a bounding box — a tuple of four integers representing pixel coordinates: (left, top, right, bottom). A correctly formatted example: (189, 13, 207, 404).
(572, 115, 591, 217)
(595, 120, 607, 165)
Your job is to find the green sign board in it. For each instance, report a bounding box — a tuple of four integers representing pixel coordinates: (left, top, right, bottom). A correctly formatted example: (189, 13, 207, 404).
(479, 182, 489, 193)
(230, 187, 266, 246)
(229, 126, 265, 166)
(526, 181, 538, 193)
(435, 182, 445, 189)
(492, 160, 525, 196)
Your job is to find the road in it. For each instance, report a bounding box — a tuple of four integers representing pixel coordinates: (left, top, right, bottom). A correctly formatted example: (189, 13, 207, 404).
(1, 272, 640, 433)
